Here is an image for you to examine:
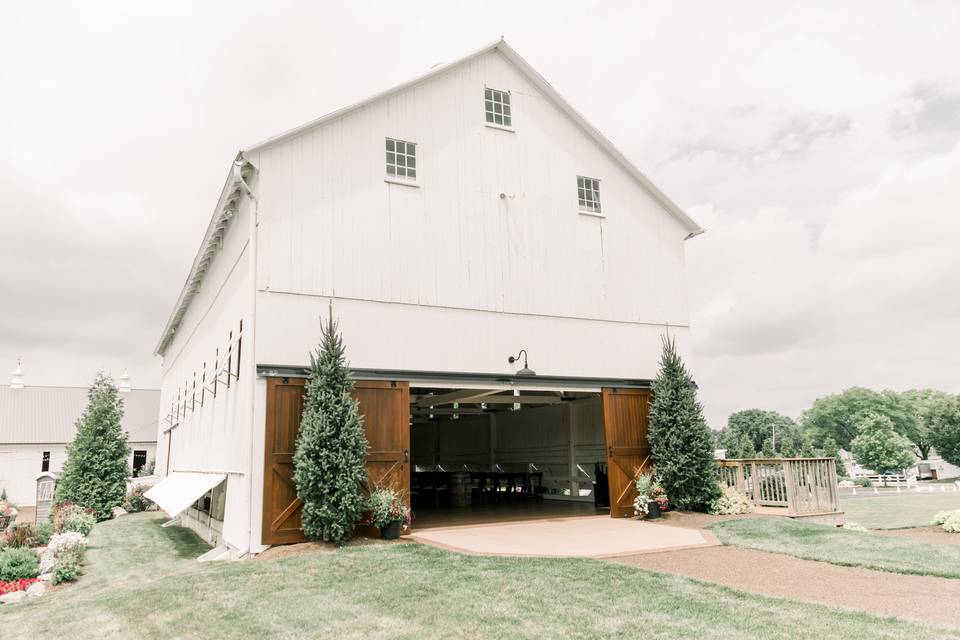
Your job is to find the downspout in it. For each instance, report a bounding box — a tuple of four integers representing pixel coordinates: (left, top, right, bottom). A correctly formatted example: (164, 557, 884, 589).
(236, 156, 259, 556)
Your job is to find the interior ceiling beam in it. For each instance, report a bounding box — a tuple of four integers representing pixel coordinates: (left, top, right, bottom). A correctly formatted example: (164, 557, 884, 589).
(411, 407, 488, 416)
(471, 395, 563, 405)
(415, 389, 499, 408)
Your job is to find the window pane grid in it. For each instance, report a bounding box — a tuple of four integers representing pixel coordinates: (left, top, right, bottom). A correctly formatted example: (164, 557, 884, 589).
(386, 138, 417, 180)
(484, 87, 512, 127)
(577, 176, 601, 212)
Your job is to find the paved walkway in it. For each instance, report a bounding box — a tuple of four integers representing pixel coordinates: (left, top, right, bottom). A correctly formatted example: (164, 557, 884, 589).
(610, 545, 960, 630)
(410, 515, 717, 557)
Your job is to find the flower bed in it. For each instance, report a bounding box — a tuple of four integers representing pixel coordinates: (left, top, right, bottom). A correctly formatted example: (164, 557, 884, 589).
(0, 578, 39, 595)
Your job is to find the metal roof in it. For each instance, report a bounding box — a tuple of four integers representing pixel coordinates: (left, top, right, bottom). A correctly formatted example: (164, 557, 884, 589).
(0, 386, 160, 445)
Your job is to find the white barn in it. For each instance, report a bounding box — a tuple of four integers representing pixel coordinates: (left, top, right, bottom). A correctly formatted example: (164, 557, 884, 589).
(0, 365, 159, 506)
(151, 39, 702, 554)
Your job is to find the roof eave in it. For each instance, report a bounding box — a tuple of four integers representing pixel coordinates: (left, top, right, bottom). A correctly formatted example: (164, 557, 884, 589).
(154, 153, 255, 356)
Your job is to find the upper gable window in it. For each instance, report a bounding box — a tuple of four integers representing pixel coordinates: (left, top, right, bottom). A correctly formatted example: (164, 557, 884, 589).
(386, 138, 417, 180)
(577, 176, 601, 214)
(485, 88, 512, 127)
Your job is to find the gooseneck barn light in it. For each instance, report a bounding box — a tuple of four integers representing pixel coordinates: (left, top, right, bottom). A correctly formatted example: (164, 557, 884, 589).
(508, 349, 536, 376)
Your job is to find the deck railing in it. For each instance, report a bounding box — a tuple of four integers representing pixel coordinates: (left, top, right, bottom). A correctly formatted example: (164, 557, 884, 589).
(718, 458, 840, 515)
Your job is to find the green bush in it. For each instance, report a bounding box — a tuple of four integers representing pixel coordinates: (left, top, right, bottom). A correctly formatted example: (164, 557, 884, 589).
(62, 512, 95, 536)
(854, 477, 872, 488)
(293, 315, 368, 545)
(52, 546, 85, 585)
(647, 337, 720, 511)
(123, 484, 155, 513)
(54, 374, 131, 520)
(0, 546, 40, 581)
(2, 522, 53, 548)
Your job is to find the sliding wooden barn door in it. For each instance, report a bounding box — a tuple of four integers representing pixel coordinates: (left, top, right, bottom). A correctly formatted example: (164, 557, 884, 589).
(262, 377, 411, 545)
(262, 377, 309, 545)
(353, 381, 411, 516)
(601, 388, 652, 518)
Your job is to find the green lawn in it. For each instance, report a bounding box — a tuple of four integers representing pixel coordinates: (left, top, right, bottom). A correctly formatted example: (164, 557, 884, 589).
(708, 517, 960, 578)
(2, 513, 957, 639)
(840, 492, 960, 529)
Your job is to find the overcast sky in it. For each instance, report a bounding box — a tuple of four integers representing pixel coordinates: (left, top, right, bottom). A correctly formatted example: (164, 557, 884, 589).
(2, 2, 958, 428)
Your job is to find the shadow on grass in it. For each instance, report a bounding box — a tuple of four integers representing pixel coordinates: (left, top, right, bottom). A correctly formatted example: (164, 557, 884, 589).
(153, 519, 212, 559)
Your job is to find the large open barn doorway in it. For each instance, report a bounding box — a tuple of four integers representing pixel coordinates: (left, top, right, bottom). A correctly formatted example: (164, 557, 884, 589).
(261, 376, 651, 545)
(408, 386, 634, 529)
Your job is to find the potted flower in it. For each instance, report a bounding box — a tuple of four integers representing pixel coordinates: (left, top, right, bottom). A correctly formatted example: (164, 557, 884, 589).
(366, 487, 410, 540)
(633, 472, 668, 519)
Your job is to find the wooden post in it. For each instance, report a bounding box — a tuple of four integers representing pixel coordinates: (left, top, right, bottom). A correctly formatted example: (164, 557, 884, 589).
(783, 461, 796, 514)
(735, 463, 745, 494)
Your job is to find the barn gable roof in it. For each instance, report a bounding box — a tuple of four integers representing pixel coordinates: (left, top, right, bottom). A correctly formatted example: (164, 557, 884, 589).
(243, 38, 702, 236)
(156, 38, 701, 356)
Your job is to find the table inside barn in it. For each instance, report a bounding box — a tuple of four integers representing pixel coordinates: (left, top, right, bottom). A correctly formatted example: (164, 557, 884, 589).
(411, 470, 544, 507)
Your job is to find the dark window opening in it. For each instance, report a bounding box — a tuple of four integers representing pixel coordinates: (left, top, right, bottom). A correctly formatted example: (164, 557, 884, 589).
(41, 451, 50, 472)
(133, 450, 147, 475)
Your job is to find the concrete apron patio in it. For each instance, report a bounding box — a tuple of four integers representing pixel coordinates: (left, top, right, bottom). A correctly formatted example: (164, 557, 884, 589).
(410, 515, 718, 558)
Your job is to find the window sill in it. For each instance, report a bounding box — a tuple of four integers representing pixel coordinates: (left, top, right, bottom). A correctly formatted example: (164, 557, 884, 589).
(384, 177, 420, 188)
(485, 122, 516, 133)
(578, 209, 605, 219)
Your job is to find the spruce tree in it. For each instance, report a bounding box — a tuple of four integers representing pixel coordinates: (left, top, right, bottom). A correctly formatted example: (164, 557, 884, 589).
(293, 313, 368, 545)
(55, 373, 131, 520)
(647, 337, 720, 511)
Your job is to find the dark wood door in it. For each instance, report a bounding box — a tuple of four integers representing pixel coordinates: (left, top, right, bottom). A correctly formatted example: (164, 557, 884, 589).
(262, 377, 308, 545)
(602, 388, 652, 518)
(262, 377, 411, 545)
(353, 381, 411, 514)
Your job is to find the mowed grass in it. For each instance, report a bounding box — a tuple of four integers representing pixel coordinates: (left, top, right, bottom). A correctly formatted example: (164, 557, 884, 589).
(708, 517, 960, 578)
(840, 491, 960, 529)
(2, 513, 958, 640)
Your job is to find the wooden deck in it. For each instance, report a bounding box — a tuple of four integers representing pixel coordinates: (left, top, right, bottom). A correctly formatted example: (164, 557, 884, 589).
(412, 499, 605, 530)
(719, 458, 842, 520)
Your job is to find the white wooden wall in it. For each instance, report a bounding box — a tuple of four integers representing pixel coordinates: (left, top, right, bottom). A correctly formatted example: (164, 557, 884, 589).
(156, 193, 256, 552)
(248, 48, 693, 379)
(0, 442, 156, 506)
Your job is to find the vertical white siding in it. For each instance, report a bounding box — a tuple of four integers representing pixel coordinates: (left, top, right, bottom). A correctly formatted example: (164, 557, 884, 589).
(249, 49, 692, 377)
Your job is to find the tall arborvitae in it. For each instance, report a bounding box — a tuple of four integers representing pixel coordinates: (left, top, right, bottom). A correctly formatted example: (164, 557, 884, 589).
(293, 312, 368, 545)
(55, 373, 131, 520)
(647, 337, 720, 511)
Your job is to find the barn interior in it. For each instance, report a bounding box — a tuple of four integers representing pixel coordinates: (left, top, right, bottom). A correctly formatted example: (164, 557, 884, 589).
(408, 386, 610, 529)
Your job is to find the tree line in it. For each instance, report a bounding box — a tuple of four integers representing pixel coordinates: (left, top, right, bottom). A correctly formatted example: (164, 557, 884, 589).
(715, 387, 960, 477)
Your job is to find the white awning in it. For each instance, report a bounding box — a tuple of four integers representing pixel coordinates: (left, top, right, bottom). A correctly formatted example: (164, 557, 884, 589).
(145, 472, 226, 518)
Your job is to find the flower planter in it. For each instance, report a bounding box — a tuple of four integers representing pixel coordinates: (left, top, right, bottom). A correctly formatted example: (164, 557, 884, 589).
(646, 501, 661, 519)
(380, 520, 402, 540)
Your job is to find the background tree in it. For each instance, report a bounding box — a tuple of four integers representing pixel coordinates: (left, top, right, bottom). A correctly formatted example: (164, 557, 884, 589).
(818, 436, 847, 477)
(648, 337, 719, 511)
(901, 388, 952, 459)
(928, 394, 960, 468)
(721, 409, 809, 458)
(801, 387, 919, 451)
(293, 314, 369, 545)
(850, 413, 915, 485)
(55, 373, 130, 520)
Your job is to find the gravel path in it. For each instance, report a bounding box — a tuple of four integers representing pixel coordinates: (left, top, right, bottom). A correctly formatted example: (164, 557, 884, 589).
(610, 545, 960, 630)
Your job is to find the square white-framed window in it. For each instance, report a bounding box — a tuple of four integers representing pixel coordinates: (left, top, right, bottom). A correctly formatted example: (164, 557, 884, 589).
(577, 176, 601, 213)
(386, 138, 417, 180)
(484, 87, 512, 127)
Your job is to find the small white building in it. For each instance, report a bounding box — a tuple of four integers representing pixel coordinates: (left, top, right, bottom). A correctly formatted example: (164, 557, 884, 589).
(0, 364, 160, 506)
(150, 39, 702, 554)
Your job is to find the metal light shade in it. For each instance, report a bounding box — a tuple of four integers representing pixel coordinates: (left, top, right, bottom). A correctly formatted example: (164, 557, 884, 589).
(509, 349, 536, 376)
